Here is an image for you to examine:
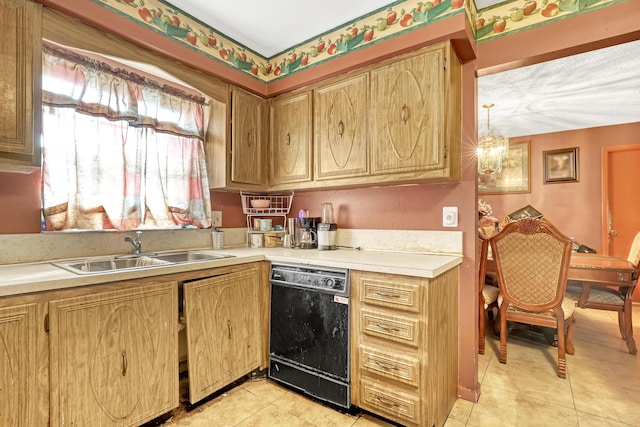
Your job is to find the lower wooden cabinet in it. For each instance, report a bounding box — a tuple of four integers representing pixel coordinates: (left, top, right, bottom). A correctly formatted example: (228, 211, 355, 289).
(48, 281, 179, 427)
(183, 266, 261, 403)
(0, 303, 38, 426)
(350, 269, 458, 427)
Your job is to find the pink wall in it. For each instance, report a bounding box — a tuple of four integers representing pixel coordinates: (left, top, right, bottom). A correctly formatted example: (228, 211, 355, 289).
(480, 122, 640, 253)
(0, 171, 42, 234)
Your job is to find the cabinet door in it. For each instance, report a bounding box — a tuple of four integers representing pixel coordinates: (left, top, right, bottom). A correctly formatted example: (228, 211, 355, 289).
(0, 0, 41, 164)
(183, 267, 261, 403)
(269, 91, 313, 185)
(370, 48, 445, 175)
(0, 304, 37, 427)
(314, 73, 369, 180)
(49, 282, 178, 427)
(231, 88, 266, 185)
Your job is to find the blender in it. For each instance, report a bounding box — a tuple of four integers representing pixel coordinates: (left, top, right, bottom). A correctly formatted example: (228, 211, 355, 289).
(317, 203, 337, 251)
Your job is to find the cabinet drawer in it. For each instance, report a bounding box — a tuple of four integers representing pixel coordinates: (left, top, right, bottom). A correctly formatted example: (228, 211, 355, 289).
(360, 378, 420, 426)
(360, 277, 420, 312)
(359, 345, 419, 386)
(360, 309, 419, 347)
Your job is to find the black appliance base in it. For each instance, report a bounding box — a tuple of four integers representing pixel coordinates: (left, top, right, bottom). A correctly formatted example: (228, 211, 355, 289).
(268, 357, 350, 409)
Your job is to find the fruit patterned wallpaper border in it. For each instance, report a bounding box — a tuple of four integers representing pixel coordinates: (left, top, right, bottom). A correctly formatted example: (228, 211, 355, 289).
(471, 0, 624, 42)
(90, 0, 464, 82)
(89, 0, 622, 83)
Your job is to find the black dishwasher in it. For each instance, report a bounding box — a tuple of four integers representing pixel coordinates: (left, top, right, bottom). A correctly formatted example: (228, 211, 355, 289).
(268, 263, 350, 408)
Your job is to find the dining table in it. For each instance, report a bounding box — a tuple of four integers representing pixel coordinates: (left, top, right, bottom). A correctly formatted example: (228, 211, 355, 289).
(485, 252, 638, 353)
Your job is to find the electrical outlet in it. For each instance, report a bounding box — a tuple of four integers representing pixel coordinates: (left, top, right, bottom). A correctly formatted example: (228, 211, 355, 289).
(443, 206, 458, 227)
(212, 211, 222, 227)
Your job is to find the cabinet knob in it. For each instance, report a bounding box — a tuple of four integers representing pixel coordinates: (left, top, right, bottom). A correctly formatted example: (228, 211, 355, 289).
(286, 133, 291, 146)
(121, 349, 128, 376)
(338, 120, 344, 138)
(401, 105, 409, 124)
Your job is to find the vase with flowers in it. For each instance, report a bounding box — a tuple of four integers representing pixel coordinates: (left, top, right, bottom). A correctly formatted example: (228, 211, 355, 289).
(478, 199, 500, 236)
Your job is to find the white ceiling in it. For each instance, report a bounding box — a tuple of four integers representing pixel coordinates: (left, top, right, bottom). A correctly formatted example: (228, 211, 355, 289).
(167, 1, 640, 137)
(173, 0, 396, 57)
(479, 39, 640, 137)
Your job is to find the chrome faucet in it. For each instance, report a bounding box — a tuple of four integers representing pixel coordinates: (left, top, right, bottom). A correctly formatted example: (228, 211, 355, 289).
(125, 231, 143, 255)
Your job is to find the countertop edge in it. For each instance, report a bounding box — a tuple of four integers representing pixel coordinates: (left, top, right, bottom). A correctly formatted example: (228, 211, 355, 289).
(0, 248, 462, 297)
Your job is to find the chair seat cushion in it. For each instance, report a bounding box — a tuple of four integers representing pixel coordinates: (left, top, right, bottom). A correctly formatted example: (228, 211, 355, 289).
(565, 283, 582, 302)
(483, 284, 500, 307)
(565, 283, 624, 306)
(500, 296, 576, 319)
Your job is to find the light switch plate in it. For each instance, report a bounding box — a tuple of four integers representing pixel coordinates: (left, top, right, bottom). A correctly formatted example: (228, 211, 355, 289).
(443, 207, 458, 227)
(212, 211, 222, 227)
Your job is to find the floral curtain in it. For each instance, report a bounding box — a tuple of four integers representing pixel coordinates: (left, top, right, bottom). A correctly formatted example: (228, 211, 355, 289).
(41, 43, 211, 231)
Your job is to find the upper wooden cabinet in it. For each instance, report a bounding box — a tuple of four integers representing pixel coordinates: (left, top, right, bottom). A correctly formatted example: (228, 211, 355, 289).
(230, 88, 267, 187)
(0, 0, 42, 167)
(269, 91, 313, 186)
(314, 73, 369, 180)
(370, 42, 460, 181)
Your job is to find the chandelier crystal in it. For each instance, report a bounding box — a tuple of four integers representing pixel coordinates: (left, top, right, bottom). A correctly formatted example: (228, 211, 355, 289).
(477, 103, 509, 174)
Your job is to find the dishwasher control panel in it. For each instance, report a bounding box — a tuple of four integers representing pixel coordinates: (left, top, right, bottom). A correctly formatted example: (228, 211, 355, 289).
(270, 263, 349, 294)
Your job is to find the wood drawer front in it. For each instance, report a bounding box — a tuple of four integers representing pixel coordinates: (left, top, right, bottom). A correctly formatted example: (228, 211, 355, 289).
(360, 276, 420, 312)
(360, 379, 420, 426)
(360, 345, 419, 386)
(361, 309, 419, 347)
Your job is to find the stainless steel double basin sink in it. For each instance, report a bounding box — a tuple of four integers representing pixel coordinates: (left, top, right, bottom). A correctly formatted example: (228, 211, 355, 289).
(52, 251, 234, 275)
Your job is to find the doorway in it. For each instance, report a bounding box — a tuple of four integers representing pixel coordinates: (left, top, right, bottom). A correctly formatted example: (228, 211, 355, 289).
(602, 144, 640, 301)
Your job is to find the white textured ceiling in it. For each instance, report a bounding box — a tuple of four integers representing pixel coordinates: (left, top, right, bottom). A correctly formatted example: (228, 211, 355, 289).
(172, 0, 396, 57)
(167, 1, 640, 137)
(478, 39, 640, 137)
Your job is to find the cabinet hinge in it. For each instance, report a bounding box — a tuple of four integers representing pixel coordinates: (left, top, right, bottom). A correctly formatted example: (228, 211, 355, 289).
(444, 57, 447, 71)
(44, 313, 49, 333)
(444, 144, 448, 160)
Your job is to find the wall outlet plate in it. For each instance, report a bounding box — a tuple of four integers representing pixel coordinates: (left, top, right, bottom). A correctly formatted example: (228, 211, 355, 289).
(443, 207, 458, 227)
(212, 211, 222, 227)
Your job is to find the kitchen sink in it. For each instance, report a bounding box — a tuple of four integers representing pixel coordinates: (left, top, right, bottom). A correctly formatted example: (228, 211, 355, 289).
(153, 252, 230, 263)
(52, 251, 235, 275)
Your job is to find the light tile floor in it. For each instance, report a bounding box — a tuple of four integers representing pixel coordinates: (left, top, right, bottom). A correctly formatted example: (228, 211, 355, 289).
(153, 305, 639, 427)
(448, 304, 640, 427)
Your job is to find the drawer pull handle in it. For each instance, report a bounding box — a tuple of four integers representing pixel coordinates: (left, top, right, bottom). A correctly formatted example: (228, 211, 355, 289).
(376, 395, 400, 407)
(375, 291, 401, 298)
(247, 133, 253, 146)
(227, 319, 232, 339)
(375, 323, 399, 332)
(286, 133, 291, 146)
(375, 360, 397, 371)
(338, 120, 344, 137)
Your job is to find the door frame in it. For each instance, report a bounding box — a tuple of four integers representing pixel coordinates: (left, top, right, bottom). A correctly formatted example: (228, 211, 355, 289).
(601, 144, 640, 256)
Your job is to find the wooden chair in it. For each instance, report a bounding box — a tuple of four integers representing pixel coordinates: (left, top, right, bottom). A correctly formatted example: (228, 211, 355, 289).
(478, 233, 499, 354)
(566, 231, 640, 355)
(490, 218, 576, 378)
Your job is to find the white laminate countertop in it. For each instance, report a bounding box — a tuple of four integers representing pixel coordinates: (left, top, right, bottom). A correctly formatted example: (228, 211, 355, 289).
(0, 247, 462, 297)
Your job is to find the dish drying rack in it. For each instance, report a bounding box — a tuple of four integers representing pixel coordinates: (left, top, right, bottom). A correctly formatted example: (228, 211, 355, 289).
(241, 191, 294, 237)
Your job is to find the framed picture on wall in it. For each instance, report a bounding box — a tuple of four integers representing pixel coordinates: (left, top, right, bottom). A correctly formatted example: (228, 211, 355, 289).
(543, 147, 579, 184)
(478, 140, 530, 194)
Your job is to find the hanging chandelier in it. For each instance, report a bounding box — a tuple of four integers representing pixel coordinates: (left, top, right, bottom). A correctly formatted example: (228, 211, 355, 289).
(477, 103, 509, 174)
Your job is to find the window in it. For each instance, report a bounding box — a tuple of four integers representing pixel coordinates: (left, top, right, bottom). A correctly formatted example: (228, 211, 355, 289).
(41, 42, 211, 231)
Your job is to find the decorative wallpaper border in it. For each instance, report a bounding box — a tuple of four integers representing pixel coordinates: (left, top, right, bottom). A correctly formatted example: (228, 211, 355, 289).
(470, 0, 625, 42)
(89, 0, 624, 83)
(90, 0, 464, 82)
